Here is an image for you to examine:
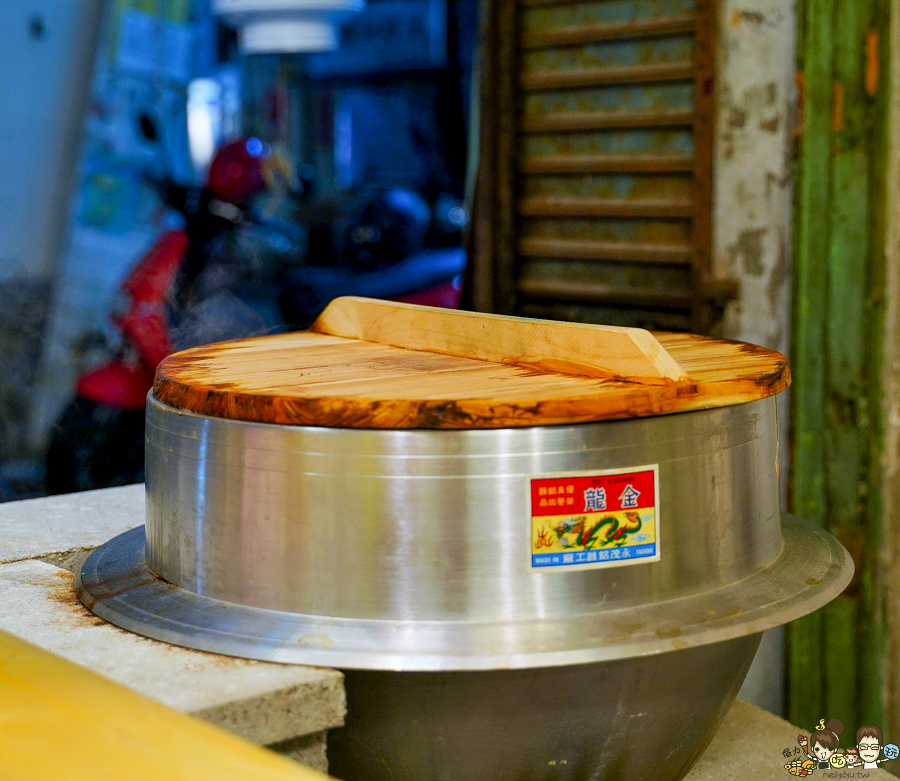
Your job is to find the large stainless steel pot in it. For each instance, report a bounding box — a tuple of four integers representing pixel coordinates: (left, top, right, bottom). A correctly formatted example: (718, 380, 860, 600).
(77, 392, 850, 780)
(76, 303, 852, 781)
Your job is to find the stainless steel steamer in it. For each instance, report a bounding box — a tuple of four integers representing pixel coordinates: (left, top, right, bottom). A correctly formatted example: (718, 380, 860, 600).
(76, 301, 852, 780)
(78, 396, 849, 780)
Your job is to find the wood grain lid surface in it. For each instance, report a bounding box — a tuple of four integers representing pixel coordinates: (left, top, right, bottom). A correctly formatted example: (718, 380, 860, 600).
(153, 298, 790, 429)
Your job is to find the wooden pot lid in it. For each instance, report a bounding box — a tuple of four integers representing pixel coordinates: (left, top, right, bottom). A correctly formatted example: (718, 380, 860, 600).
(153, 297, 790, 429)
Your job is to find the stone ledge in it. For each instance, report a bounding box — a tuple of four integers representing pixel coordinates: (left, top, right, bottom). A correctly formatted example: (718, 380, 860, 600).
(0, 559, 344, 770)
(0, 483, 143, 564)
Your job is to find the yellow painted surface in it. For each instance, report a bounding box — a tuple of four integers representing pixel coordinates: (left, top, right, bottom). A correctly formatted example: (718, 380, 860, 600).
(0, 629, 331, 780)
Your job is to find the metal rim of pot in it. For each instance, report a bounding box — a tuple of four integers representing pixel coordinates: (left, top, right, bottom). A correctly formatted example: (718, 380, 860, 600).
(77, 516, 849, 671)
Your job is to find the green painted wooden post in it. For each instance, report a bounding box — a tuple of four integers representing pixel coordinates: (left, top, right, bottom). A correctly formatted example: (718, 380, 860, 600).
(790, 0, 889, 730)
(790, 0, 833, 730)
(858, 0, 890, 729)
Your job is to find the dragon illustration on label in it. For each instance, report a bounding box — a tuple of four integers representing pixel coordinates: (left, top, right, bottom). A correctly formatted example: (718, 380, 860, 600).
(550, 510, 644, 550)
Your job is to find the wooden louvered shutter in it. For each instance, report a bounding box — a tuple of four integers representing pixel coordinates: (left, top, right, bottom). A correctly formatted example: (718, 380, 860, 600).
(468, 0, 734, 333)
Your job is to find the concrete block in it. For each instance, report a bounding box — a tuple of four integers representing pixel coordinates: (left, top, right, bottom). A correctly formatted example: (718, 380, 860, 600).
(0, 483, 143, 564)
(0, 559, 344, 751)
(270, 731, 329, 773)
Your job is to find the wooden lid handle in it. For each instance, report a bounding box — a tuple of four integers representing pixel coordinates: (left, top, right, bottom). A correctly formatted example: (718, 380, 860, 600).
(311, 297, 687, 385)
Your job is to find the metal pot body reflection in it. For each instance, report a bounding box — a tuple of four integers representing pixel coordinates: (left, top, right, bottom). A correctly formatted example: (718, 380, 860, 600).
(145, 394, 780, 636)
(328, 636, 761, 781)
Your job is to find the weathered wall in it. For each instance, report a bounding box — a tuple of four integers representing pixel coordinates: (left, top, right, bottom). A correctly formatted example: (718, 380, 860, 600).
(713, 0, 794, 355)
(713, 0, 796, 715)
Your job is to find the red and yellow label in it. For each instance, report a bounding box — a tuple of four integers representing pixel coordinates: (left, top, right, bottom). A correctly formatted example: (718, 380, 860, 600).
(530, 465, 660, 571)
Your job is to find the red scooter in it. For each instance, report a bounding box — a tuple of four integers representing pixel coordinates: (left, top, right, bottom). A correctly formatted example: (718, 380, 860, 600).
(45, 138, 275, 494)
